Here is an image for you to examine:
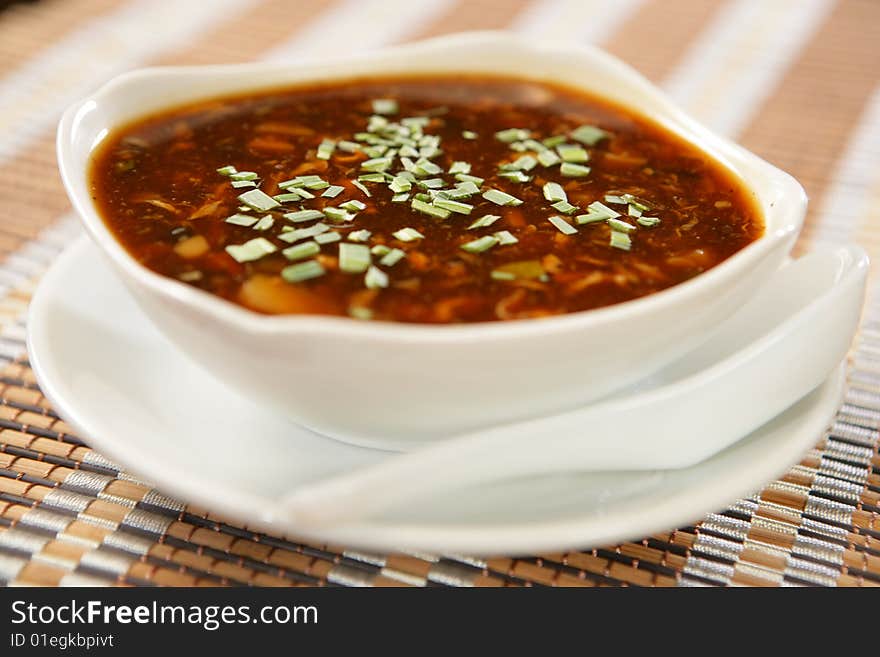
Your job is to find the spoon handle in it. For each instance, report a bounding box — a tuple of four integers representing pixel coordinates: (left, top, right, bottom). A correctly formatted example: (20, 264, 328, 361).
(282, 246, 868, 529)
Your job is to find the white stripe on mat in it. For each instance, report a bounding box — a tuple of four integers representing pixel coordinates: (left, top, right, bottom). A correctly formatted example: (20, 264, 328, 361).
(509, 0, 646, 42)
(662, 0, 836, 137)
(263, 0, 458, 62)
(0, 0, 258, 164)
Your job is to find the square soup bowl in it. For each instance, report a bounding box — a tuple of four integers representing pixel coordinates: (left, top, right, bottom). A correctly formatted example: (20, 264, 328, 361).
(57, 32, 806, 449)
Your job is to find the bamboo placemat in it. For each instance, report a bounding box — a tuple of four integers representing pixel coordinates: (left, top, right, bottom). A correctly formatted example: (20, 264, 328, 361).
(0, 0, 878, 587)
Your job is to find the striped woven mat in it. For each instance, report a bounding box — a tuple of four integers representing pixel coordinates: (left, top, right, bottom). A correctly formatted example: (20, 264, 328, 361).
(0, 0, 878, 587)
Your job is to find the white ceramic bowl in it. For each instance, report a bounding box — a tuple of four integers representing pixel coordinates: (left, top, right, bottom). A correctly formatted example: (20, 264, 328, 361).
(56, 32, 806, 448)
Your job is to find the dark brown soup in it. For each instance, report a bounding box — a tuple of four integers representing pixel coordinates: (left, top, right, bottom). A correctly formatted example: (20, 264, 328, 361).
(90, 75, 763, 323)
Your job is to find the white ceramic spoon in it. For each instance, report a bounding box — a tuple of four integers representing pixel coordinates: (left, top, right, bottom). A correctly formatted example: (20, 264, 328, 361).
(282, 245, 868, 528)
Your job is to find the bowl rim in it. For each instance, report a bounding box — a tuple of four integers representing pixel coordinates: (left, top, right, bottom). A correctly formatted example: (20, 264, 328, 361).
(57, 30, 806, 342)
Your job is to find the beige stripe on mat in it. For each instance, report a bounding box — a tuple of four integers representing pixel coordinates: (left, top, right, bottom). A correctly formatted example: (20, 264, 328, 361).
(509, 0, 646, 42)
(0, 0, 123, 77)
(403, 0, 535, 42)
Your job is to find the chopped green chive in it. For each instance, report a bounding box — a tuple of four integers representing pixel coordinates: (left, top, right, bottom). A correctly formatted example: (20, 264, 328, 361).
(483, 189, 523, 206)
(468, 214, 502, 230)
(490, 270, 516, 281)
(316, 139, 335, 160)
(433, 198, 473, 215)
(393, 227, 424, 242)
(229, 171, 258, 182)
(389, 175, 412, 193)
(238, 189, 280, 212)
(216, 165, 237, 176)
(352, 180, 372, 197)
(501, 155, 538, 171)
(537, 150, 561, 167)
(451, 181, 481, 196)
(225, 237, 277, 263)
(337, 140, 361, 153)
(462, 130, 478, 140)
(340, 199, 366, 212)
(637, 216, 661, 227)
(448, 161, 471, 175)
(557, 144, 590, 163)
(278, 222, 329, 243)
(349, 306, 373, 320)
(417, 178, 445, 189)
(361, 157, 393, 172)
(587, 201, 620, 218)
(322, 185, 345, 198)
(282, 260, 325, 282)
(608, 218, 636, 232)
(231, 180, 256, 189)
(324, 207, 355, 222)
(623, 194, 651, 212)
(253, 215, 274, 231)
(494, 230, 518, 245)
(576, 211, 609, 225)
(380, 248, 406, 267)
(364, 265, 389, 289)
(357, 173, 387, 183)
(283, 209, 325, 223)
(273, 193, 305, 203)
(455, 173, 485, 186)
(372, 98, 398, 115)
(339, 243, 371, 273)
(604, 194, 628, 205)
(498, 171, 531, 183)
(628, 205, 642, 217)
(225, 213, 258, 227)
(283, 240, 321, 261)
(543, 182, 567, 203)
(547, 215, 577, 235)
(560, 162, 591, 177)
(314, 231, 341, 244)
(551, 200, 579, 215)
(413, 159, 443, 176)
(391, 193, 410, 202)
(495, 128, 530, 143)
(571, 124, 609, 146)
(542, 135, 567, 148)
(461, 235, 499, 253)
(610, 230, 632, 251)
(348, 229, 371, 242)
(371, 245, 391, 256)
(412, 198, 450, 219)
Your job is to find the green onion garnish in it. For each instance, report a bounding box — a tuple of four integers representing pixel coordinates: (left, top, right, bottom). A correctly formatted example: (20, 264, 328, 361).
(316, 140, 336, 160)
(483, 189, 523, 206)
(604, 194, 627, 205)
(216, 165, 237, 176)
(412, 198, 450, 219)
(253, 215, 274, 231)
(352, 180, 372, 197)
(560, 162, 591, 177)
(372, 99, 398, 115)
(225, 213, 258, 227)
(283, 209, 325, 223)
(448, 161, 471, 175)
(322, 185, 345, 198)
(392, 193, 410, 202)
(451, 181, 481, 196)
(283, 240, 321, 261)
(380, 248, 405, 267)
(229, 171, 258, 181)
(279, 222, 329, 243)
(537, 150, 561, 167)
(610, 231, 632, 251)
(324, 207, 355, 222)
(315, 231, 341, 244)
(542, 135, 567, 148)
(543, 182, 567, 203)
(557, 144, 590, 163)
(393, 227, 425, 242)
(461, 235, 499, 253)
(357, 173, 387, 183)
(462, 130, 478, 140)
(575, 211, 608, 225)
(349, 306, 373, 320)
(433, 198, 473, 215)
(498, 171, 531, 183)
(587, 201, 620, 218)
(371, 245, 391, 256)
(417, 178, 445, 189)
(361, 157, 393, 172)
(547, 215, 577, 235)
(390, 175, 413, 193)
(339, 243, 371, 273)
(340, 199, 366, 212)
(231, 180, 256, 189)
(501, 155, 538, 171)
(413, 159, 442, 176)
(495, 128, 530, 143)
(273, 193, 304, 203)
(571, 124, 609, 145)
(468, 214, 501, 230)
(455, 174, 484, 187)
(282, 260, 325, 282)
(623, 194, 651, 212)
(225, 237, 277, 263)
(348, 229, 372, 242)
(494, 230, 518, 245)
(628, 205, 642, 217)
(490, 270, 516, 281)
(238, 189, 280, 212)
(551, 200, 579, 215)
(337, 140, 361, 153)
(637, 216, 661, 227)
(608, 218, 636, 232)
(364, 265, 389, 289)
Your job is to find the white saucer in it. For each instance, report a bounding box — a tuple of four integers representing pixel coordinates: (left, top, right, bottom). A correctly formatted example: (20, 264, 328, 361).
(27, 238, 845, 554)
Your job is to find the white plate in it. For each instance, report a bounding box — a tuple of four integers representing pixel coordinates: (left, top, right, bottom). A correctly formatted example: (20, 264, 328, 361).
(28, 238, 845, 555)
